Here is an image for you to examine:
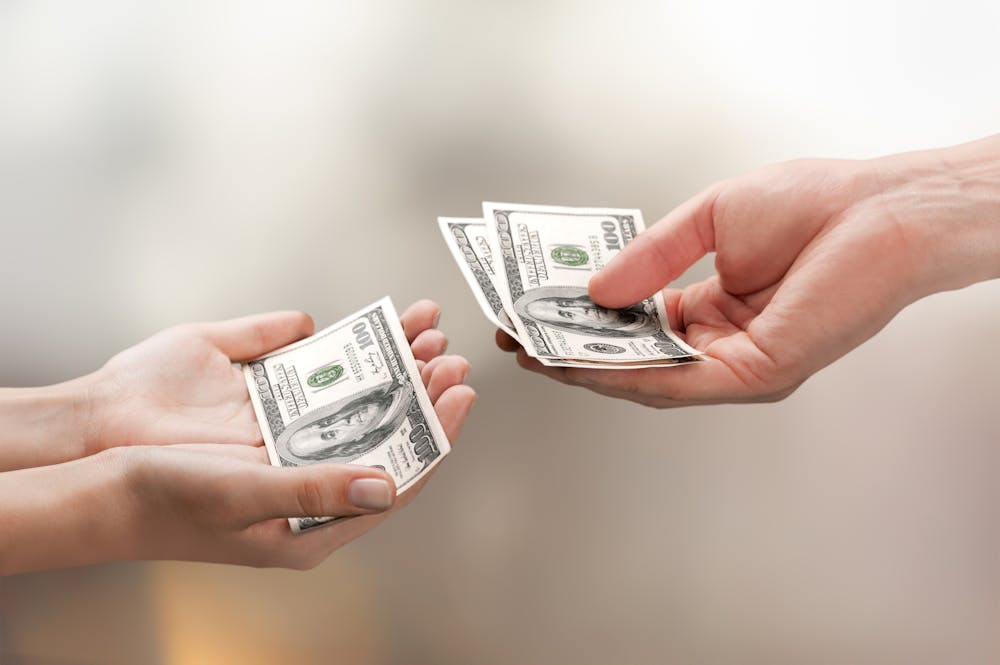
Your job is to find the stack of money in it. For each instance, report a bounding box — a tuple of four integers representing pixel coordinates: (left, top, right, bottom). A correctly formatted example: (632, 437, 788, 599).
(243, 297, 450, 532)
(439, 202, 702, 369)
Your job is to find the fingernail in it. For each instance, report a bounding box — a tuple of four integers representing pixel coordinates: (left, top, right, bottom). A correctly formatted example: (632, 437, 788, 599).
(348, 478, 394, 511)
(432, 309, 442, 328)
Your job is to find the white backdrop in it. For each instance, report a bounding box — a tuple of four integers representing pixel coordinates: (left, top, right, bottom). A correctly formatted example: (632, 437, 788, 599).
(2, 2, 999, 664)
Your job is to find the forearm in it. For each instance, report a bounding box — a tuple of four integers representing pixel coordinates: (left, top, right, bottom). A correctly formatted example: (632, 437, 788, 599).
(934, 134, 1000, 286)
(0, 374, 101, 471)
(0, 449, 129, 575)
(870, 134, 1000, 298)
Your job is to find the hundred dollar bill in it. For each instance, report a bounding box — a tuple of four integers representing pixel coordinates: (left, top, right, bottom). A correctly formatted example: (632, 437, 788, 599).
(437, 217, 520, 341)
(540, 354, 703, 370)
(483, 202, 701, 366)
(243, 297, 450, 533)
(436, 217, 678, 369)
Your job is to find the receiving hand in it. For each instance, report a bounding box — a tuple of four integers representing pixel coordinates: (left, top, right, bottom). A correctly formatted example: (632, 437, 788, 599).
(4, 301, 457, 469)
(119, 356, 473, 570)
(0, 301, 475, 573)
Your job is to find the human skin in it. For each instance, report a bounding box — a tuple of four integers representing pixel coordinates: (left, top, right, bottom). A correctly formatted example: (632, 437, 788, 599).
(0, 300, 475, 573)
(498, 134, 1000, 407)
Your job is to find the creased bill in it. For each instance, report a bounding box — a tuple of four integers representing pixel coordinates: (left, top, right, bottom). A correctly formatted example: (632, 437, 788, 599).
(437, 217, 520, 341)
(243, 297, 449, 533)
(482, 202, 701, 366)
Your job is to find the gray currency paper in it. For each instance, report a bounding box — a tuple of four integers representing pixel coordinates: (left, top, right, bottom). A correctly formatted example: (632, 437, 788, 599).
(438, 217, 520, 341)
(243, 297, 450, 533)
(482, 202, 702, 367)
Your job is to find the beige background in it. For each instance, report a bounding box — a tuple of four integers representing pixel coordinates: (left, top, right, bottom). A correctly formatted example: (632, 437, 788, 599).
(2, 1, 999, 664)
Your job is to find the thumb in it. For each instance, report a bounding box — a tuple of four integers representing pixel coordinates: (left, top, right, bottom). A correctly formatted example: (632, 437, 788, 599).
(589, 185, 720, 308)
(228, 462, 397, 525)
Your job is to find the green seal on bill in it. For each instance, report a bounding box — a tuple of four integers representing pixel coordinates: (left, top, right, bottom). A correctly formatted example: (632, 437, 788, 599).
(550, 245, 589, 266)
(307, 363, 345, 388)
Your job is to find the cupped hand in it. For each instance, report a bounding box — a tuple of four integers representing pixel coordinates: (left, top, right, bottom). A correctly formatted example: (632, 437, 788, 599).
(1, 344, 474, 574)
(82, 300, 457, 457)
(501, 149, 979, 407)
(117, 354, 474, 570)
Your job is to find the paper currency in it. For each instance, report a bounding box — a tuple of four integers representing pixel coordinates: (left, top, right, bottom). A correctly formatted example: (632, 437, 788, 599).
(437, 217, 520, 341)
(438, 203, 702, 368)
(243, 297, 450, 532)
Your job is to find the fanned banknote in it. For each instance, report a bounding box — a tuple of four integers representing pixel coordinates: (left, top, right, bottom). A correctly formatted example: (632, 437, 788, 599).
(479, 202, 702, 367)
(243, 297, 450, 533)
(437, 217, 520, 341)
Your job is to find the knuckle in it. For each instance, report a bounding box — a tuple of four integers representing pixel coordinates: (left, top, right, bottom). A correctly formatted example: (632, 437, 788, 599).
(715, 251, 748, 282)
(284, 310, 315, 340)
(168, 322, 201, 341)
(249, 321, 271, 352)
(295, 475, 332, 517)
(712, 186, 732, 221)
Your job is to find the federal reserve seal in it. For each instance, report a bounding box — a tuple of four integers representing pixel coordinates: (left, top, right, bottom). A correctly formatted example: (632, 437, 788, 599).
(583, 342, 626, 354)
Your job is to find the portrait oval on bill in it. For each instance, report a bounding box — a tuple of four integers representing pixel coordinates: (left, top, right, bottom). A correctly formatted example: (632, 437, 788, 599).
(275, 379, 413, 465)
(512, 285, 661, 338)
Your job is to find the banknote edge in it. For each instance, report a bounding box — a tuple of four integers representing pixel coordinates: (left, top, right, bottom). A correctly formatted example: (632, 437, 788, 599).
(437, 216, 520, 339)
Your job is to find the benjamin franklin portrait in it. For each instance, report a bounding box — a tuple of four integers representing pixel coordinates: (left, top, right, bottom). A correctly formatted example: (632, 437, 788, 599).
(276, 380, 413, 465)
(513, 285, 660, 338)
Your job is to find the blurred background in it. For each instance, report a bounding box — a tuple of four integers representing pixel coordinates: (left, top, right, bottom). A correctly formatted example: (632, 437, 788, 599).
(2, 1, 999, 663)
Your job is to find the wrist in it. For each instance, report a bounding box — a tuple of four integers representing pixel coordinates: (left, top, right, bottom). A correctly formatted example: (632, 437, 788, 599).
(871, 135, 1000, 298)
(0, 373, 102, 471)
(0, 449, 132, 574)
(934, 135, 1000, 285)
(73, 366, 117, 458)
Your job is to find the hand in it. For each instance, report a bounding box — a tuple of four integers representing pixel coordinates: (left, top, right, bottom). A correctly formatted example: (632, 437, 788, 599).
(500, 135, 1000, 407)
(0, 329, 475, 573)
(0, 300, 457, 471)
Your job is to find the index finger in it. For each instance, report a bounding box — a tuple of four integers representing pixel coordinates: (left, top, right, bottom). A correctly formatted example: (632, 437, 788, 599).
(198, 311, 315, 362)
(588, 184, 722, 309)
